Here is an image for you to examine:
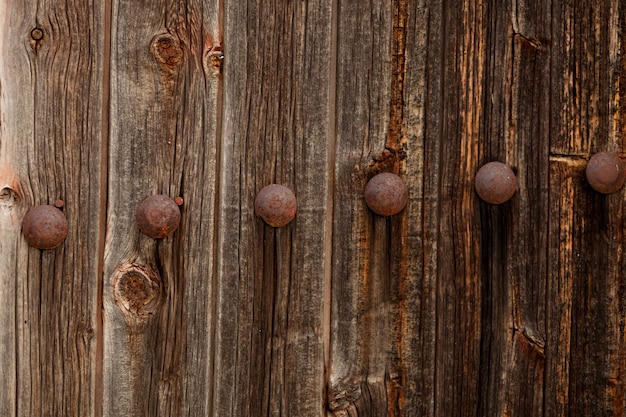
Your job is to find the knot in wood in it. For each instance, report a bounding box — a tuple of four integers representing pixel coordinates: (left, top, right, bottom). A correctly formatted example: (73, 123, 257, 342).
(327, 381, 362, 411)
(205, 47, 224, 75)
(254, 184, 297, 227)
(22, 204, 68, 249)
(113, 264, 161, 317)
(0, 187, 19, 208)
(30, 28, 44, 41)
(29, 27, 45, 51)
(364, 172, 408, 216)
(585, 152, 626, 194)
(474, 161, 517, 204)
(151, 34, 183, 68)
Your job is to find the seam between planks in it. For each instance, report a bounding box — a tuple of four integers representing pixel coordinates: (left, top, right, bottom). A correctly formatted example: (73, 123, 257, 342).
(323, 0, 339, 413)
(95, 0, 112, 415)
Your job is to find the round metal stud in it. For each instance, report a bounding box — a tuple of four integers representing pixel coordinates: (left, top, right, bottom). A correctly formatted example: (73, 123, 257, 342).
(585, 151, 626, 194)
(22, 204, 68, 249)
(136, 194, 181, 239)
(254, 184, 297, 227)
(364, 172, 409, 216)
(474, 161, 517, 204)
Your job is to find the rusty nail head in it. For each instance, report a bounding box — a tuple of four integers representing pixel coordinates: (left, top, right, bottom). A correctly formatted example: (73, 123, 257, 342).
(22, 205, 68, 249)
(585, 151, 626, 194)
(54, 199, 64, 208)
(174, 196, 184, 206)
(136, 194, 181, 239)
(255, 184, 297, 227)
(364, 172, 408, 217)
(474, 161, 517, 204)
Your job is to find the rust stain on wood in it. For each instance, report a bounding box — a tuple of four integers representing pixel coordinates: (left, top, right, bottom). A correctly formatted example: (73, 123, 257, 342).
(369, 0, 409, 176)
(0, 168, 27, 227)
(113, 262, 162, 321)
(150, 33, 183, 73)
(204, 41, 223, 76)
(385, 0, 409, 168)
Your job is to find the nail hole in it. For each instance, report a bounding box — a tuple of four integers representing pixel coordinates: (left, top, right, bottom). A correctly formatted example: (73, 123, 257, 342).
(30, 28, 44, 41)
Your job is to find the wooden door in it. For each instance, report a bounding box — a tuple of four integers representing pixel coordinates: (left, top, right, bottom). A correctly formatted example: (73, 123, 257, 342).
(1, 0, 625, 416)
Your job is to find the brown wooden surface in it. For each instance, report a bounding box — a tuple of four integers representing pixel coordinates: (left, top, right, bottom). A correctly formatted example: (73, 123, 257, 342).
(0, 1, 105, 416)
(2, 0, 626, 416)
(103, 1, 221, 416)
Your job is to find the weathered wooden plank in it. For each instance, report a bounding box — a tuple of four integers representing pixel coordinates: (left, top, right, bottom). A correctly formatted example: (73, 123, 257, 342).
(103, 1, 220, 415)
(395, 0, 442, 415)
(545, 113, 625, 414)
(326, 0, 395, 415)
(545, 161, 582, 417)
(0, 1, 105, 416)
(498, 1, 552, 415)
(474, 0, 551, 415)
(213, 0, 333, 416)
(432, 2, 485, 416)
(550, 1, 618, 156)
(0, 7, 32, 416)
(544, 1, 626, 415)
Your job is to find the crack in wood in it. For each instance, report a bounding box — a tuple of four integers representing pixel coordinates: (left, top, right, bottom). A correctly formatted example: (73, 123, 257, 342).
(384, 0, 409, 170)
(513, 326, 545, 356)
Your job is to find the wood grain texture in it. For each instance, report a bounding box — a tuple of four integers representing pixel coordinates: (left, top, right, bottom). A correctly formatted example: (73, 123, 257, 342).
(103, 1, 220, 416)
(477, 0, 550, 415)
(2, 0, 626, 416)
(394, 0, 440, 415)
(545, 1, 626, 416)
(212, 1, 333, 416)
(0, 1, 104, 416)
(327, 0, 395, 415)
(434, 1, 485, 415)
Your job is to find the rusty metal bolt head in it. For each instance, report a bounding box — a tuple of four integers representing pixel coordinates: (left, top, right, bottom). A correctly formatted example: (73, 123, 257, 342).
(364, 172, 408, 216)
(254, 184, 297, 227)
(585, 151, 626, 194)
(22, 205, 68, 249)
(475, 161, 517, 204)
(136, 194, 181, 239)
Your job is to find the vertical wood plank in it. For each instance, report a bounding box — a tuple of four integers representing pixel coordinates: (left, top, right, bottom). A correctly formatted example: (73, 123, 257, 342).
(546, 1, 626, 416)
(0, 6, 32, 416)
(213, 1, 333, 415)
(103, 1, 220, 415)
(550, 1, 618, 156)
(502, 0, 552, 414)
(476, 0, 551, 415)
(0, 1, 104, 416)
(433, 1, 484, 415)
(327, 0, 395, 415)
(546, 162, 580, 416)
(396, 0, 442, 415)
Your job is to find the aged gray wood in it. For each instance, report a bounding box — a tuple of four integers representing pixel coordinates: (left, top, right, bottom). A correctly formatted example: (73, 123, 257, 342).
(0, 7, 31, 416)
(396, 0, 441, 415)
(2, 0, 626, 416)
(326, 0, 395, 414)
(0, 1, 105, 416)
(213, 0, 333, 415)
(103, 1, 220, 416)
